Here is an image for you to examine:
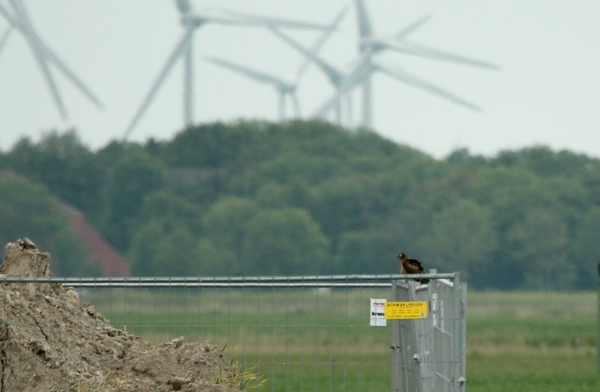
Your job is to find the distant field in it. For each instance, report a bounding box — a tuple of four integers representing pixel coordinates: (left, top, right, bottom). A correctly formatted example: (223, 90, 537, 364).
(80, 288, 599, 391)
(466, 291, 598, 392)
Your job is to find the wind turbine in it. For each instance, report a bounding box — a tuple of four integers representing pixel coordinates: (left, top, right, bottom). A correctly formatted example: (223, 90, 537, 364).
(0, 0, 103, 120)
(0, 25, 11, 56)
(265, 6, 351, 125)
(270, 24, 351, 126)
(123, 0, 334, 140)
(204, 55, 300, 121)
(310, 48, 485, 122)
(204, 6, 348, 122)
(351, 0, 498, 128)
(310, 16, 495, 122)
(272, 15, 463, 125)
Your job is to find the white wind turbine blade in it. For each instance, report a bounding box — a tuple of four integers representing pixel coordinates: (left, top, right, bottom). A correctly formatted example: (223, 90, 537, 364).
(9, 0, 67, 119)
(178, 0, 193, 125)
(378, 38, 499, 70)
(0, 1, 104, 110)
(124, 26, 196, 140)
(175, 0, 192, 15)
(295, 5, 349, 81)
(311, 77, 355, 119)
(394, 15, 432, 40)
(354, 0, 374, 41)
(374, 61, 482, 112)
(209, 8, 333, 30)
(182, 13, 265, 28)
(39, 42, 105, 109)
(312, 55, 374, 118)
(271, 25, 347, 124)
(205, 56, 297, 120)
(204, 56, 294, 91)
(270, 27, 344, 87)
(0, 4, 17, 43)
(0, 26, 11, 55)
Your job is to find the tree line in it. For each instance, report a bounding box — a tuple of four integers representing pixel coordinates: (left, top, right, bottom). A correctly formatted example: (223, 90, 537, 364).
(1, 120, 598, 290)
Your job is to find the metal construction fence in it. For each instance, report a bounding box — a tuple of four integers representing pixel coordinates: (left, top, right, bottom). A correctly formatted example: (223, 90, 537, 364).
(391, 273, 467, 392)
(0, 273, 465, 392)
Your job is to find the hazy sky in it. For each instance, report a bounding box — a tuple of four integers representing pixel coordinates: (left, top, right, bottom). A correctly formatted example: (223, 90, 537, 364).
(1, 0, 599, 159)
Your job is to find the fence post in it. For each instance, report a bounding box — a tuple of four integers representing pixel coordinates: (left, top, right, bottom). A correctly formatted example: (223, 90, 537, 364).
(597, 263, 600, 377)
(391, 278, 413, 392)
(390, 272, 467, 392)
(458, 283, 467, 391)
(391, 279, 401, 392)
(451, 272, 461, 392)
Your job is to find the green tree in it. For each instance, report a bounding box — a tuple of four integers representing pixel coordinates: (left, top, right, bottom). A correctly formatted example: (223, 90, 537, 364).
(163, 122, 260, 168)
(312, 175, 384, 245)
(254, 180, 314, 210)
(202, 197, 259, 255)
(5, 130, 105, 218)
(506, 209, 573, 290)
(569, 207, 600, 289)
(241, 208, 329, 275)
(128, 223, 203, 276)
(127, 220, 164, 276)
(492, 146, 591, 177)
(104, 148, 165, 251)
(194, 239, 239, 276)
(153, 227, 203, 276)
(134, 190, 203, 236)
(0, 177, 100, 276)
(418, 200, 496, 283)
(335, 228, 398, 274)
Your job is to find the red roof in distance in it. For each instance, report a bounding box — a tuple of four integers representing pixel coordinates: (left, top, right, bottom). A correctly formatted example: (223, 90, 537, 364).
(61, 203, 130, 277)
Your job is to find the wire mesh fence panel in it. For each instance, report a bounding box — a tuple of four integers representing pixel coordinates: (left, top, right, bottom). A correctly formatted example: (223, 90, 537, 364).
(73, 277, 393, 392)
(0, 273, 464, 392)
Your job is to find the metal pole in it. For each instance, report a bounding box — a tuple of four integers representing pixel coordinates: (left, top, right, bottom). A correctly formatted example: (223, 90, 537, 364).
(458, 283, 467, 391)
(362, 74, 372, 129)
(453, 273, 461, 392)
(391, 279, 402, 392)
(597, 263, 600, 377)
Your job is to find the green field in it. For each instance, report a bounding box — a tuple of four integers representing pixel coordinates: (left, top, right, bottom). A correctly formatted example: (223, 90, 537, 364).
(466, 291, 599, 391)
(80, 288, 599, 391)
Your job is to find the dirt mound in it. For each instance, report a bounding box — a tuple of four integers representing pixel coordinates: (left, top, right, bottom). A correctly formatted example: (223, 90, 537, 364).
(0, 239, 242, 392)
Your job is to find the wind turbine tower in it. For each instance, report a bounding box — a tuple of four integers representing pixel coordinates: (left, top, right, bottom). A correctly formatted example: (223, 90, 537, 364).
(351, 0, 498, 129)
(268, 6, 350, 126)
(123, 0, 333, 140)
(204, 55, 300, 121)
(205, 6, 347, 122)
(354, 0, 375, 128)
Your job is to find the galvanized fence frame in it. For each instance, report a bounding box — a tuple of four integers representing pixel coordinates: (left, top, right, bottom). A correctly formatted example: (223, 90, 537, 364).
(0, 273, 465, 392)
(391, 271, 467, 392)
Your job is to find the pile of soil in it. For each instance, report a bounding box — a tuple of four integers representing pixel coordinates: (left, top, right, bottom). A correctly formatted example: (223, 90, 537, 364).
(0, 238, 242, 392)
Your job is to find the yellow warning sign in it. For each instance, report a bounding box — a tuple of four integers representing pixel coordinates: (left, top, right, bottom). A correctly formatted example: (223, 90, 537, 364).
(384, 302, 428, 319)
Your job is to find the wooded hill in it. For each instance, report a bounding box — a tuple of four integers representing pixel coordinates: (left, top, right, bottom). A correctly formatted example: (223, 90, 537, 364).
(1, 120, 598, 291)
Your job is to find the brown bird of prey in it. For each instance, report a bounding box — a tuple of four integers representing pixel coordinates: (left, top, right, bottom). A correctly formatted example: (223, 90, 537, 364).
(397, 252, 429, 284)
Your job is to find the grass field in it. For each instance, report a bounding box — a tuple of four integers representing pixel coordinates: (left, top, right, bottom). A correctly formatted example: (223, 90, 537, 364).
(466, 291, 599, 392)
(80, 288, 599, 391)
